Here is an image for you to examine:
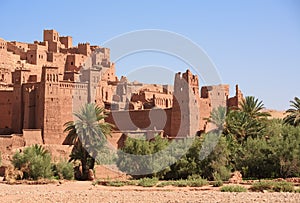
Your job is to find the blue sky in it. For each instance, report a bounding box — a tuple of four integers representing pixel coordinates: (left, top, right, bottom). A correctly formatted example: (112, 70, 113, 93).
(0, 0, 299, 110)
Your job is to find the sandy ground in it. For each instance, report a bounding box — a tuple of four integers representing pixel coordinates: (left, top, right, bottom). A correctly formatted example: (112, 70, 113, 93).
(0, 181, 300, 203)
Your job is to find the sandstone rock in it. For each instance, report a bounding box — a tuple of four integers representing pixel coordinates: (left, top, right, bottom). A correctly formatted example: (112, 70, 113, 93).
(229, 171, 242, 184)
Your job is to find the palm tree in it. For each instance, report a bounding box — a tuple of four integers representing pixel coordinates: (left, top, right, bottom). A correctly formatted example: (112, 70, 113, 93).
(206, 106, 227, 131)
(225, 110, 265, 143)
(284, 97, 300, 127)
(64, 103, 113, 180)
(239, 96, 270, 119)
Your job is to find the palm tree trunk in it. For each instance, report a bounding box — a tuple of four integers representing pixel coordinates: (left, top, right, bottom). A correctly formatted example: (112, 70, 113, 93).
(89, 156, 95, 170)
(81, 150, 89, 180)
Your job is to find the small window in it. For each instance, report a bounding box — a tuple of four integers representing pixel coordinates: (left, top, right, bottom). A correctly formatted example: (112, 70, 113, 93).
(71, 62, 74, 65)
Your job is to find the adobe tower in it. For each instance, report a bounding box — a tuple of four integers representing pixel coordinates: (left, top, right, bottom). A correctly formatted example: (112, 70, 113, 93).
(170, 69, 200, 137)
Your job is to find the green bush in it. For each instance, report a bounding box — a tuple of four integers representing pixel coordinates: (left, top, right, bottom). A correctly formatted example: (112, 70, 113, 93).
(232, 121, 300, 179)
(106, 181, 125, 187)
(272, 181, 294, 192)
(53, 160, 74, 180)
(187, 175, 208, 187)
(138, 177, 159, 187)
(220, 185, 247, 192)
(294, 188, 300, 193)
(117, 135, 171, 179)
(12, 144, 52, 180)
(212, 180, 224, 187)
(157, 181, 173, 187)
(126, 180, 138, 186)
(250, 181, 294, 192)
(249, 181, 273, 192)
(172, 179, 189, 187)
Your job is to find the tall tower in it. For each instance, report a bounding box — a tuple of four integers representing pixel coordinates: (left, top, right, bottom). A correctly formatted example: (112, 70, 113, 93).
(40, 66, 63, 144)
(170, 69, 199, 137)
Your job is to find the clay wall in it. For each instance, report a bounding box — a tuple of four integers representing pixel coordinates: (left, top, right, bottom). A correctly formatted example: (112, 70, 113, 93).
(22, 83, 40, 129)
(198, 97, 211, 133)
(131, 91, 173, 109)
(26, 49, 47, 65)
(46, 52, 66, 74)
(0, 90, 13, 129)
(43, 30, 60, 42)
(0, 67, 11, 83)
(227, 85, 244, 109)
(59, 36, 72, 49)
(78, 43, 91, 56)
(7, 42, 27, 60)
(0, 38, 7, 50)
(106, 108, 173, 136)
(0, 134, 25, 155)
(201, 84, 229, 109)
(23, 129, 43, 146)
(65, 54, 87, 72)
(92, 47, 110, 66)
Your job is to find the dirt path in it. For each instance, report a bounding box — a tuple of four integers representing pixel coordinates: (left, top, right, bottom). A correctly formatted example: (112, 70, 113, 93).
(0, 181, 300, 203)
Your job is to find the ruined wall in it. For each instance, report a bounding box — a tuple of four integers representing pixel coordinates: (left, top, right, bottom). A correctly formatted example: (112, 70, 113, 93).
(59, 36, 72, 49)
(227, 85, 244, 109)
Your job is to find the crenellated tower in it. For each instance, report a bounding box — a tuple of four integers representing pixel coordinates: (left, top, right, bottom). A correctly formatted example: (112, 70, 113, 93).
(170, 69, 199, 137)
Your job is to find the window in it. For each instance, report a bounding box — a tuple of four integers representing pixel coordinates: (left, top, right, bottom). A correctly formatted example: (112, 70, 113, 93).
(71, 62, 74, 65)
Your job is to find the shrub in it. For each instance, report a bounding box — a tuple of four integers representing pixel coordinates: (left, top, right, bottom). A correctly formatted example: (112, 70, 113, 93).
(157, 181, 173, 187)
(172, 179, 189, 187)
(12, 145, 52, 180)
(106, 181, 125, 187)
(212, 172, 224, 187)
(272, 181, 294, 192)
(212, 180, 224, 187)
(189, 179, 208, 187)
(187, 176, 208, 187)
(249, 181, 273, 192)
(220, 185, 247, 192)
(117, 135, 171, 179)
(138, 177, 159, 187)
(53, 160, 74, 180)
(294, 188, 300, 193)
(250, 181, 294, 192)
(126, 180, 138, 186)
